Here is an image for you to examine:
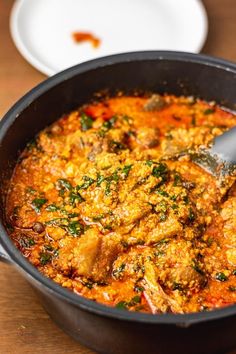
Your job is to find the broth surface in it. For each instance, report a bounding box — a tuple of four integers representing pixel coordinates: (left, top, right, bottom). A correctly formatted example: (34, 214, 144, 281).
(6, 94, 236, 314)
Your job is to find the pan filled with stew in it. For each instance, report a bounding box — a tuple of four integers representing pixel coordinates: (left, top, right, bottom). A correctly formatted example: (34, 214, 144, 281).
(1, 51, 236, 354)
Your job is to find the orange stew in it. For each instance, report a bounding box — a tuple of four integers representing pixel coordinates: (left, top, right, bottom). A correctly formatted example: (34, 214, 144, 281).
(6, 94, 236, 314)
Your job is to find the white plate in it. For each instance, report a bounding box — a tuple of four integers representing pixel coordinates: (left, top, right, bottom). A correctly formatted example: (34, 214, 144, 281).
(10, 0, 208, 76)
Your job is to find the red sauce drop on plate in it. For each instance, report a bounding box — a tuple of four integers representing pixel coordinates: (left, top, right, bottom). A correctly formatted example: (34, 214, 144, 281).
(72, 31, 101, 48)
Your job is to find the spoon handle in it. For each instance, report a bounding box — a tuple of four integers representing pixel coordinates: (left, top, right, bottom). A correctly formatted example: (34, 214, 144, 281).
(211, 126, 236, 164)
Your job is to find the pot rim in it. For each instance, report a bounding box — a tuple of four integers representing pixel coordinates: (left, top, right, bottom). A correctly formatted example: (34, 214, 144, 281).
(1, 50, 236, 326)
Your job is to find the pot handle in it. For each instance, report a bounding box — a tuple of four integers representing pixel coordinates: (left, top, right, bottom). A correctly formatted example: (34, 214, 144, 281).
(0, 243, 11, 263)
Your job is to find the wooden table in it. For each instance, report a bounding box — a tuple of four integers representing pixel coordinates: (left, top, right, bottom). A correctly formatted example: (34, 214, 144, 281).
(0, 0, 236, 353)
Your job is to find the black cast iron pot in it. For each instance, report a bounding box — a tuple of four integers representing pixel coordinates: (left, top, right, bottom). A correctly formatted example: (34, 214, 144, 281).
(1, 51, 236, 354)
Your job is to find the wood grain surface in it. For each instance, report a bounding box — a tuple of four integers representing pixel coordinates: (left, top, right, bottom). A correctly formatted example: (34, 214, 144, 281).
(0, 0, 236, 353)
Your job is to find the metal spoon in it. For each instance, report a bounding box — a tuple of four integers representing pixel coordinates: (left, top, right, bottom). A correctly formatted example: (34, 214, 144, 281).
(192, 126, 236, 178)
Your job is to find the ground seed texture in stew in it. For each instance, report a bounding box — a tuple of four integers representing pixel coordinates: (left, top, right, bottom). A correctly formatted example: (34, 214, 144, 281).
(6, 94, 236, 314)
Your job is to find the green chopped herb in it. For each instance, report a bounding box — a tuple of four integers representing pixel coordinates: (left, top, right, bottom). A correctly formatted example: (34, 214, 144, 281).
(25, 186, 36, 194)
(165, 132, 173, 140)
(116, 301, 128, 310)
(130, 296, 141, 306)
(122, 164, 133, 178)
(67, 212, 79, 218)
(156, 238, 169, 245)
(123, 115, 132, 123)
(12, 206, 20, 218)
(188, 207, 195, 222)
(57, 178, 72, 191)
(81, 280, 94, 289)
(104, 224, 113, 230)
(77, 176, 95, 190)
(44, 246, 59, 257)
(28, 238, 35, 246)
(92, 214, 104, 222)
(170, 194, 177, 201)
(27, 138, 37, 150)
(45, 218, 68, 226)
(204, 108, 215, 115)
(127, 130, 135, 137)
(136, 240, 145, 246)
(40, 252, 51, 265)
(183, 195, 189, 205)
(146, 160, 154, 167)
(171, 203, 178, 210)
(200, 305, 209, 312)
(69, 191, 85, 205)
(53, 249, 59, 257)
(67, 221, 84, 236)
(216, 272, 228, 282)
(109, 140, 126, 152)
(103, 116, 117, 130)
(192, 262, 205, 276)
(19, 237, 35, 249)
(157, 189, 169, 197)
(111, 169, 120, 182)
(228, 286, 236, 292)
(154, 249, 165, 257)
(80, 113, 94, 131)
(207, 237, 213, 246)
(26, 138, 42, 151)
(45, 217, 84, 237)
(152, 163, 168, 178)
(96, 173, 105, 186)
(191, 115, 196, 126)
(113, 263, 126, 279)
(116, 295, 141, 310)
(46, 204, 60, 212)
(151, 164, 168, 188)
(31, 198, 47, 213)
(233, 270, 236, 276)
(173, 173, 182, 186)
(6, 223, 14, 232)
(104, 169, 120, 195)
(172, 282, 183, 291)
(105, 181, 112, 195)
(134, 284, 144, 293)
(98, 116, 117, 136)
(159, 212, 167, 222)
(159, 200, 168, 212)
(44, 244, 54, 251)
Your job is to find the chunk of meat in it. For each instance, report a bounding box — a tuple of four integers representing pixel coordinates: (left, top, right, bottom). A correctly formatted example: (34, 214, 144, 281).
(221, 197, 236, 265)
(87, 141, 104, 161)
(56, 228, 123, 282)
(94, 151, 121, 170)
(115, 199, 152, 226)
(54, 236, 78, 275)
(221, 197, 236, 246)
(155, 239, 206, 292)
(146, 217, 183, 245)
(143, 261, 183, 313)
(112, 249, 145, 280)
(167, 265, 205, 291)
(161, 126, 224, 158)
(92, 232, 122, 281)
(72, 229, 101, 277)
(72, 229, 122, 282)
(135, 127, 160, 148)
(143, 94, 167, 112)
(226, 249, 236, 266)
